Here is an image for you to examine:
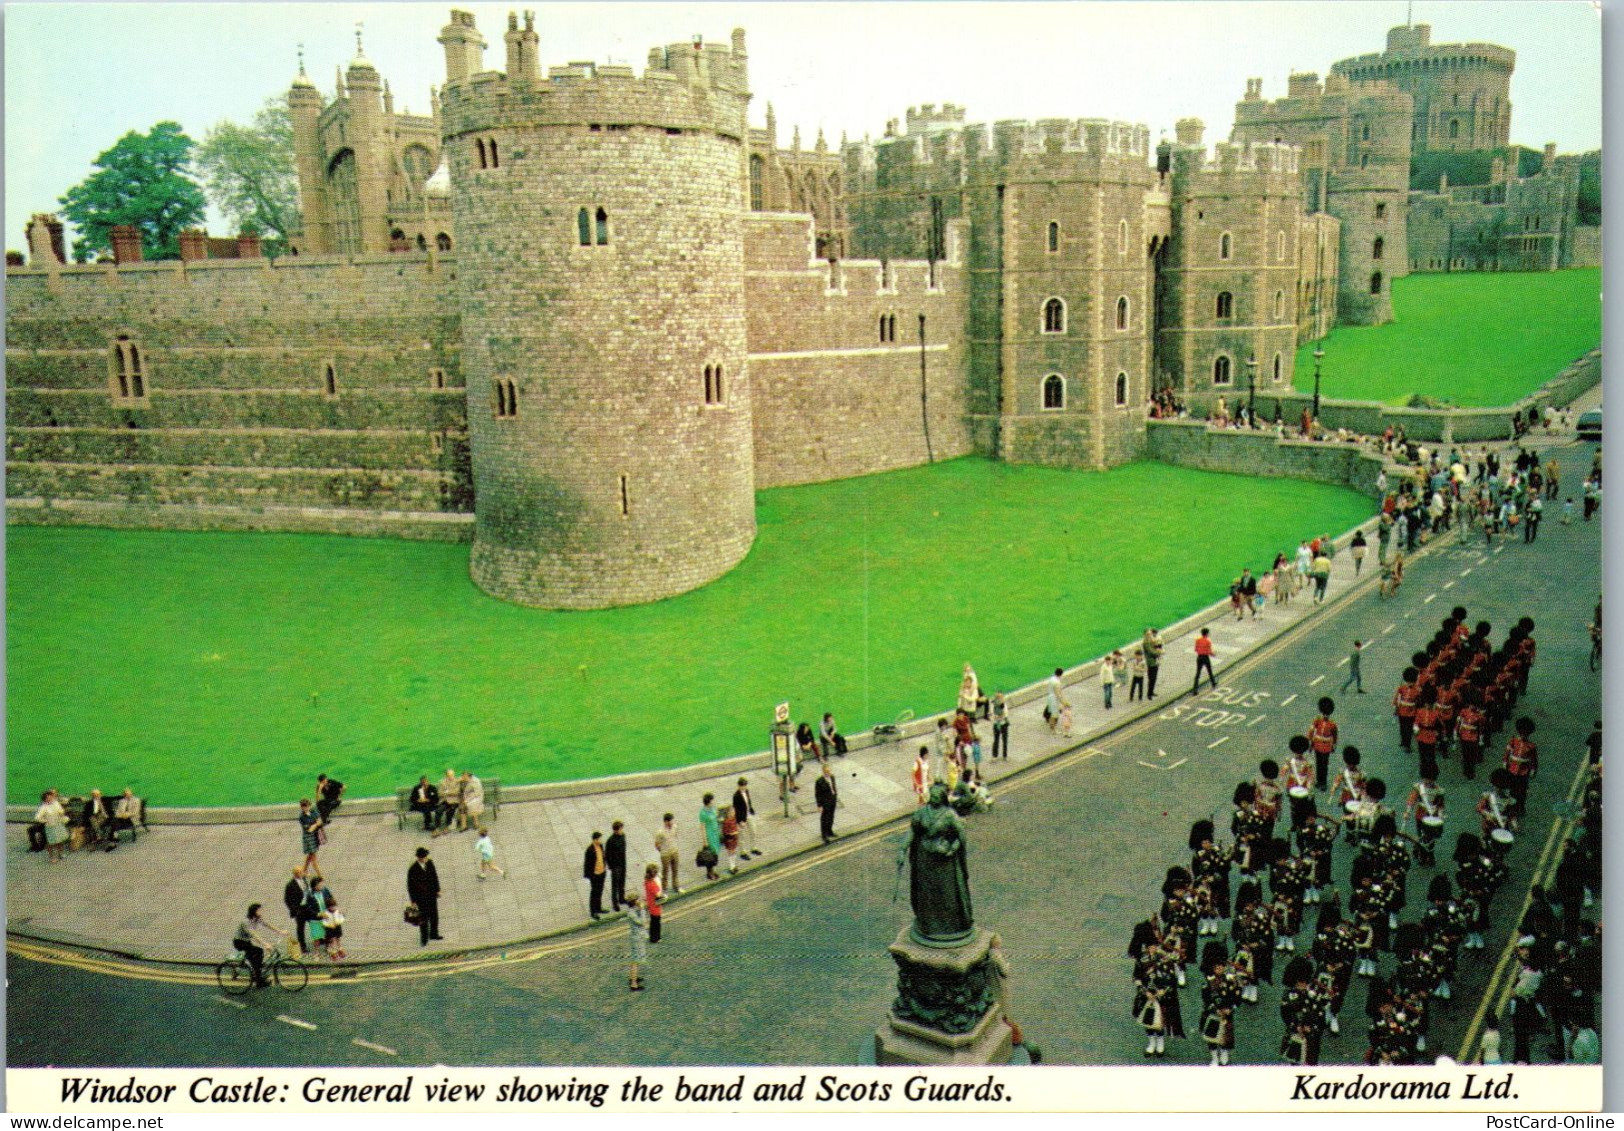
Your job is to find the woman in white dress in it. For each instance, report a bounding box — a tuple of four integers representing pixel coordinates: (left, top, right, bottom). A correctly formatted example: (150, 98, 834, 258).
(35, 789, 69, 863)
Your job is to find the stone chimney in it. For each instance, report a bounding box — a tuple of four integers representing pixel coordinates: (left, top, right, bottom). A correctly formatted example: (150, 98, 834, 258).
(25, 213, 65, 265)
(110, 225, 143, 264)
(237, 232, 263, 258)
(178, 229, 209, 261)
(1174, 118, 1204, 146)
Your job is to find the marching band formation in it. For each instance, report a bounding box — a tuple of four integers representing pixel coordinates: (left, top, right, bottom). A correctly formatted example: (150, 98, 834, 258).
(1128, 606, 1603, 1065)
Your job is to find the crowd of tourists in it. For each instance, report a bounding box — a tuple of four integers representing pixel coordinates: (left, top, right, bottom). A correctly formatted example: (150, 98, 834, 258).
(1128, 603, 1602, 1065)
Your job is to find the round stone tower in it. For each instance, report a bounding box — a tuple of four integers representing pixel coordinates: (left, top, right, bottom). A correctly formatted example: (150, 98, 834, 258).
(437, 10, 757, 609)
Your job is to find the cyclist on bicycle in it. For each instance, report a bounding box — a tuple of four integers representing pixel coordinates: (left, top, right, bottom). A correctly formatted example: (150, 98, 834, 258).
(233, 903, 284, 988)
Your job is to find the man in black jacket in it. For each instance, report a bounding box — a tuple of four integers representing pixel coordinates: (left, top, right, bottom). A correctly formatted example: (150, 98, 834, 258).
(605, 821, 629, 909)
(814, 763, 839, 844)
(732, 777, 761, 859)
(283, 865, 314, 952)
(410, 776, 440, 832)
(408, 847, 442, 946)
(583, 832, 608, 919)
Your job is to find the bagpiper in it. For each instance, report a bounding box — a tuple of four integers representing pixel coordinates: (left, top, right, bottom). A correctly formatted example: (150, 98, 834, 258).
(1231, 782, 1268, 876)
(1199, 940, 1243, 1066)
(1294, 802, 1338, 906)
(1420, 873, 1468, 1001)
(1311, 897, 1357, 1035)
(1349, 856, 1387, 975)
(1159, 867, 1200, 987)
(1131, 936, 1184, 1058)
(1453, 833, 1496, 950)
(1279, 956, 1330, 1066)
(1230, 879, 1273, 1001)
(1189, 819, 1232, 937)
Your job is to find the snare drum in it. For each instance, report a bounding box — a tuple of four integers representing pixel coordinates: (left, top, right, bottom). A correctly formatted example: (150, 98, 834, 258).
(1289, 786, 1311, 800)
(1344, 799, 1363, 814)
(1489, 827, 1515, 846)
(1420, 815, 1446, 829)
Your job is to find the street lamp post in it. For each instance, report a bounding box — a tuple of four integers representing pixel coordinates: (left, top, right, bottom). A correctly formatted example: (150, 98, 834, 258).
(1246, 357, 1258, 428)
(1312, 347, 1326, 422)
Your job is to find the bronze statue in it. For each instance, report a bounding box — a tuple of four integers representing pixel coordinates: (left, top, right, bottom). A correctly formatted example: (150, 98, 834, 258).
(900, 782, 974, 945)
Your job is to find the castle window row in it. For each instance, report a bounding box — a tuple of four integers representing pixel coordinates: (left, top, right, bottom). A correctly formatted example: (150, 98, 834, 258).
(109, 337, 147, 401)
(1042, 297, 1066, 335)
(703, 364, 726, 406)
(476, 137, 500, 169)
(577, 207, 611, 246)
(878, 314, 899, 343)
(492, 377, 519, 419)
(1041, 373, 1065, 410)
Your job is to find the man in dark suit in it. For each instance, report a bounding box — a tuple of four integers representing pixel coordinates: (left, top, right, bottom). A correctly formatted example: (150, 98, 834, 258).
(814, 763, 839, 844)
(410, 775, 440, 832)
(605, 822, 628, 910)
(583, 832, 608, 919)
(283, 865, 315, 952)
(408, 847, 442, 946)
(81, 789, 113, 848)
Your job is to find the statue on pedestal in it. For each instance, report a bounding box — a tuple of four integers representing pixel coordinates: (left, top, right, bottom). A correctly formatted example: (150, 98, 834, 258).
(901, 782, 974, 945)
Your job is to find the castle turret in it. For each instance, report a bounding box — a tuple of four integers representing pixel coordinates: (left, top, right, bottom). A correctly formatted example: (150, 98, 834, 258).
(440, 10, 757, 608)
(439, 9, 486, 83)
(288, 55, 330, 253)
(343, 39, 392, 255)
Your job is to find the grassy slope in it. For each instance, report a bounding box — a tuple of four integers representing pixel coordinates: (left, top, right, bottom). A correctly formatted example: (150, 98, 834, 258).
(1293, 268, 1600, 407)
(6, 457, 1373, 805)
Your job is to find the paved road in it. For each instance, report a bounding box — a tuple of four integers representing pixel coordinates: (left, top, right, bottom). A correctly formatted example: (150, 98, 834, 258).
(8, 445, 1602, 1067)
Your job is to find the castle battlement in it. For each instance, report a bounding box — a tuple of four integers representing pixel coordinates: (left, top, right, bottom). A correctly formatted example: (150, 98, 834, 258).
(1172, 139, 1301, 179)
(861, 115, 1150, 176)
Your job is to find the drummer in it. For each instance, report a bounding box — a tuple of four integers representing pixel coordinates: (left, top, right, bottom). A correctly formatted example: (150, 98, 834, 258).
(1477, 769, 1519, 856)
(1333, 746, 1367, 812)
(1404, 760, 1446, 867)
(1284, 736, 1316, 829)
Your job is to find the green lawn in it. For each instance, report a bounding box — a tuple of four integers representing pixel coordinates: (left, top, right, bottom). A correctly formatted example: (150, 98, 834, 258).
(1294, 268, 1601, 407)
(6, 457, 1373, 806)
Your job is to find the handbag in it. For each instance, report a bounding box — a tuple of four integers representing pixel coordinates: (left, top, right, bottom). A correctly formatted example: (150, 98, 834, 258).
(322, 911, 345, 928)
(404, 903, 423, 925)
(696, 846, 718, 869)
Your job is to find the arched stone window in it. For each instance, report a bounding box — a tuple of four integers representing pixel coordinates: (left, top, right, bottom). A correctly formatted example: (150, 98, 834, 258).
(749, 155, 764, 212)
(429, 368, 447, 390)
(1042, 297, 1066, 334)
(1373, 236, 1384, 260)
(1274, 289, 1285, 319)
(1046, 222, 1059, 253)
(1370, 271, 1383, 295)
(1219, 231, 1232, 260)
(476, 138, 487, 169)
(1277, 230, 1286, 260)
(1213, 355, 1232, 385)
(595, 208, 610, 246)
(1041, 374, 1065, 410)
(323, 361, 337, 397)
(1119, 219, 1129, 255)
(1361, 123, 1371, 141)
(704, 364, 725, 405)
(487, 138, 500, 168)
(436, 232, 452, 252)
(1116, 296, 1129, 331)
(1272, 353, 1283, 383)
(1115, 371, 1128, 407)
(110, 336, 146, 400)
(1449, 119, 1460, 139)
(493, 377, 518, 418)
(1216, 291, 1234, 320)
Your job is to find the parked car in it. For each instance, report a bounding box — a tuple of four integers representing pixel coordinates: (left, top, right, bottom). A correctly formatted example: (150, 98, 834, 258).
(1577, 409, 1603, 442)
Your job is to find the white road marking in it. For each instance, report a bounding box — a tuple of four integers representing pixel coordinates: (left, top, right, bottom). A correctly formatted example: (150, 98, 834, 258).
(1137, 758, 1188, 771)
(213, 996, 248, 1010)
(1405, 610, 1417, 618)
(1247, 715, 1267, 728)
(1444, 580, 1456, 590)
(1309, 675, 1326, 686)
(1280, 694, 1298, 708)
(1424, 593, 1438, 604)
(1461, 568, 1473, 577)
(1382, 624, 1396, 635)
(1336, 657, 1350, 667)
(352, 1039, 398, 1056)
(1207, 736, 1231, 749)
(276, 1014, 318, 1031)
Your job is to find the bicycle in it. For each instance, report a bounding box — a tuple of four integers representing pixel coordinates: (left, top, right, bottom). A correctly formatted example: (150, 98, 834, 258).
(217, 941, 308, 994)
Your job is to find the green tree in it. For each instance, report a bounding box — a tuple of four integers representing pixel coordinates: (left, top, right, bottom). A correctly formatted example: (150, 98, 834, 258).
(196, 98, 301, 255)
(59, 121, 207, 261)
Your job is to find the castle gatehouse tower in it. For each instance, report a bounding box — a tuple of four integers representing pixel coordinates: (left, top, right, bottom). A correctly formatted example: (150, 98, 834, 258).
(438, 10, 757, 608)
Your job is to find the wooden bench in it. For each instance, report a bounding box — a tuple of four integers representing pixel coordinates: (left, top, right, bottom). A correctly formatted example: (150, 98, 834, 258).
(397, 778, 501, 831)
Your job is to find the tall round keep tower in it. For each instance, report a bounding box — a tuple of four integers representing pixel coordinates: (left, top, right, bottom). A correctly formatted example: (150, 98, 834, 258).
(438, 10, 756, 608)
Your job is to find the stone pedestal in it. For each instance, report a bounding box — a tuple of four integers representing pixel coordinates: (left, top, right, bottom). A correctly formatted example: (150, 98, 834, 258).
(874, 925, 1014, 1066)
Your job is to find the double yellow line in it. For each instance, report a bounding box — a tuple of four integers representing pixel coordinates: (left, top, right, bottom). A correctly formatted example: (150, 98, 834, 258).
(1454, 750, 1597, 1063)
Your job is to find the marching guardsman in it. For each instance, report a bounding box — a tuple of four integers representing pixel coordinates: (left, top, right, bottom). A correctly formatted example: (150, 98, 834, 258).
(1413, 688, 1442, 767)
(1254, 759, 1284, 837)
(1294, 801, 1338, 906)
(1199, 941, 1242, 1066)
(1503, 716, 1538, 807)
(1342, 765, 1385, 848)
(1420, 873, 1467, 1001)
(1311, 897, 1356, 1035)
(1404, 760, 1447, 867)
(1350, 857, 1386, 976)
(1333, 746, 1367, 813)
(1307, 698, 1339, 788)
(1284, 736, 1316, 830)
(1132, 936, 1184, 1058)
(1231, 879, 1273, 1000)
(1267, 838, 1309, 952)
(1512, 617, 1537, 693)
(1478, 768, 1519, 859)
(1160, 867, 1200, 987)
(1393, 668, 1421, 752)
(1453, 832, 1495, 951)
(1455, 685, 1487, 780)
(1189, 819, 1232, 937)
(1433, 676, 1460, 759)
(1231, 782, 1268, 876)
(1279, 956, 1329, 1066)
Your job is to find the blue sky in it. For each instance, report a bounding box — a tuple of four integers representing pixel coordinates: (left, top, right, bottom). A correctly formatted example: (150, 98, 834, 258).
(2, 1, 1603, 251)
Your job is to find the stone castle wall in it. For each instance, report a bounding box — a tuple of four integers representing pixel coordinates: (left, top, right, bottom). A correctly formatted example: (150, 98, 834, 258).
(5, 255, 471, 521)
(744, 213, 971, 487)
